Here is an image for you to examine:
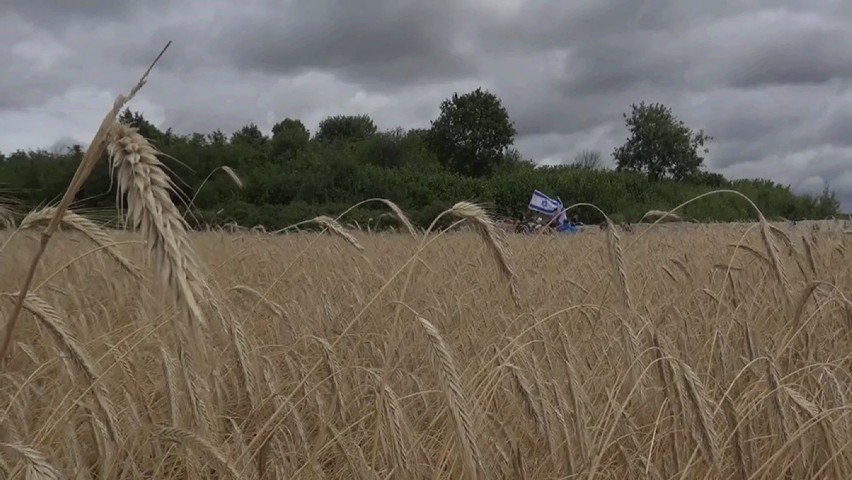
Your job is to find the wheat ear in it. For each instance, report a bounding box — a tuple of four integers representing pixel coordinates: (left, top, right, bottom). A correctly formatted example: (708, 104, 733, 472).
(374, 198, 418, 236)
(606, 220, 633, 313)
(449, 201, 520, 305)
(417, 315, 483, 480)
(759, 214, 792, 302)
(157, 426, 241, 478)
(310, 215, 365, 251)
(106, 122, 209, 334)
(19, 206, 141, 279)
(0, 441, 62, 479)
(0, 42, 171, 364)
(2, 292, 122, 445)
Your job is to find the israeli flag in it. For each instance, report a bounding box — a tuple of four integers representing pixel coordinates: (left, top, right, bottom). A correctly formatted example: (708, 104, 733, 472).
(528, 189, 563, 215)
(529, 189, 568, 226)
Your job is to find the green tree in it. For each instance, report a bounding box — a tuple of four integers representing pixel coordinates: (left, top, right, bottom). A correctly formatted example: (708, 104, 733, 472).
(688, 170, 729, 188)
(613, 101, 712, 181)
(497, 147, 535, 173)
(0, 101, 841, 231)
(357, 128, 410, 168)
(315, 114, 377, 144)
(230, 123, 268, 147)
(815, 184, 841, 217)
(427, 87, 516, 177)
(271, 118, 310, 157)
(573, 149, 603, 170)
(118, 109, 164, 142)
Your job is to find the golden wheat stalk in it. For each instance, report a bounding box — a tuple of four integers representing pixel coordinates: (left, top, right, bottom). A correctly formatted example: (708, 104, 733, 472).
(378, 199, 418, 236)
(417, 315, 483, 480)
(606, 220, 633, 313)
(449, 201, 520, 305)
(106, 122, 209, 333)
(759, 215, 792, 301)
(0, 42, 171, 365)
(1, 292, 122, 446)
(366, 370, 413, 476)
(309, 215, 364, 251)
(0, 204, 14, 229)
(0, 441, 62, 480)
(19, 206, 141, 279)
(326, 197, 418, 237)
(674, 358, 720, 467)
(157, 426, 242, 478)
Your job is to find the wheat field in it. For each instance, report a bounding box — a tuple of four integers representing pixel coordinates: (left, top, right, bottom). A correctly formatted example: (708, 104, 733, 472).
(2, 207, 851, 479)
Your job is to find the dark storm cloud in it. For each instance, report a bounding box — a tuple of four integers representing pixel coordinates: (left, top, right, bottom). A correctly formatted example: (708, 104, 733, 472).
(4, 0, 133, 21)
(695, 11, 852, 90)
(559, 36, 687, 96)
(2, 0, 169, 30)
(547, 7, 852, 98)
(213, 0, 475, 88)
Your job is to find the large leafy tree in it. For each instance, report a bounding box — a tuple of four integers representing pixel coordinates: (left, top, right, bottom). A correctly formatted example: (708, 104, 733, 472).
(230, 123, 268, 148)
(315, 114, 377, 144)
(427, 87, 516, 177)
(613, 101, 712, 181)
(271, 118, 310, 157)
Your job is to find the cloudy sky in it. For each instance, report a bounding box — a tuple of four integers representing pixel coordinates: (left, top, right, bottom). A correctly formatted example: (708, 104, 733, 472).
(3, 0, 852, 210)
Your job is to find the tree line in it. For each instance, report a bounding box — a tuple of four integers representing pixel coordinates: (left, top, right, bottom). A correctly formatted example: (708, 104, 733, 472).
(0, 89, 841, 230)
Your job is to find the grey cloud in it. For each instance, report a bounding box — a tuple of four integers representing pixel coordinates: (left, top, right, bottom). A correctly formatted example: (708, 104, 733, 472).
(811, 103, 852, 149)
(505, 90, 628, 138)
(470, 0, 694, 54)
(697, 85, 852, 169)
(212, 0, 474, 88)
(2, 0, 167, 29)
(499, 3, 852, 99)
(692, 11, 852, 89)
(2, 0, 852, 211)
(801, 153, 852, 185)
(48, 136, 84, 154)
(0, 15, 70, 109)
(560, 35, 690, 96)
(718, 145, 852, 205)
(0, 73, 66, 110)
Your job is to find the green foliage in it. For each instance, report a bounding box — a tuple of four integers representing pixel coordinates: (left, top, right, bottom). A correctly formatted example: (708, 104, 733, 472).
(315, 114, 377, 144)
(0, 96, 842, 232)
(573, 149, 604, 170)
(427, 87, 516, 177)
(271, 118, 310, 158)
(230, 123, 268, 148)
(614, 101, 713, 181)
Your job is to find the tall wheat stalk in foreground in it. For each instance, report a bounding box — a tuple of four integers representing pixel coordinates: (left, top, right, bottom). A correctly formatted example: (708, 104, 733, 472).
(418, 315, 484, 479)
(105, 122, 209, 334)
(0, 41, 172, 365)
(105, 122, 218, 439)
